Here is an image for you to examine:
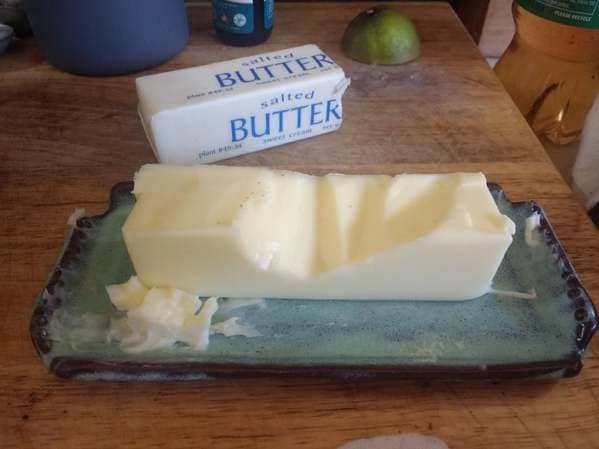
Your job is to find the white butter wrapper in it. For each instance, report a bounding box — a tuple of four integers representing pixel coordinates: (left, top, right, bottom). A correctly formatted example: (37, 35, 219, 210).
(136, 44, 350, 164)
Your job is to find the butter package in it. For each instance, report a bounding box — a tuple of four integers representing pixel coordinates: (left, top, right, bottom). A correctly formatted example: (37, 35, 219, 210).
(136, 44, 350, 164)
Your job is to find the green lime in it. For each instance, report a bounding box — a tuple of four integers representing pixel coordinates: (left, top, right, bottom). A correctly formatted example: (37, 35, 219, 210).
(342, 6, 420, 65)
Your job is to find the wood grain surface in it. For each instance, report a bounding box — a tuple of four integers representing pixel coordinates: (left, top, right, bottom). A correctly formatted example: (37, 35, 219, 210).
(1, 3, 598, 449)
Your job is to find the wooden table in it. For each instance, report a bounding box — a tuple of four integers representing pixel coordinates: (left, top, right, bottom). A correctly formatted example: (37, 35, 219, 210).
(2, 3, 598, 448)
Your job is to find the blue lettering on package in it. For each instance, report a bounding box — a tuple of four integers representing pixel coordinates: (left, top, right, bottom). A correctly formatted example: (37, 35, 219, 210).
(230, 98, 342, 143)
(264, 0, 274, 29)
(214, 53, 336, 88)
(213, 0, 254, 34)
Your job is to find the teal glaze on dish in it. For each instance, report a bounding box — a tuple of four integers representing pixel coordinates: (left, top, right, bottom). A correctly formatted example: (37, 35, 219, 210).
(30, 183, 597, 380)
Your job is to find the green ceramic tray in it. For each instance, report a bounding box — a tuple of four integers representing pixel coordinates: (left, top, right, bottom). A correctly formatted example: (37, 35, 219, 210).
(30, 182, 597, 380)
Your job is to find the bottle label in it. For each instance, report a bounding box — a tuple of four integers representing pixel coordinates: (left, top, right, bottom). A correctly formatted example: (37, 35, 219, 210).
(213, 0, 254, 34)
(517, 0, 599, 28)
(264, 0, 274, 29)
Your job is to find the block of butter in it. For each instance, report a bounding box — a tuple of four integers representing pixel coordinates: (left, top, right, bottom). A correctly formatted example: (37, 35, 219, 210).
(122, 165, 516, 300)
(136, 45, 350, 165)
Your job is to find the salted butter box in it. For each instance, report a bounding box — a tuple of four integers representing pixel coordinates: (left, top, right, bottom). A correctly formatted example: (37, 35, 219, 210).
(136, 44, 350, 164)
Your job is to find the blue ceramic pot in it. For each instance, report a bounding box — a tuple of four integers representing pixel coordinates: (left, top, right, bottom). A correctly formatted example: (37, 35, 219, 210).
(22, 0, 189, 76)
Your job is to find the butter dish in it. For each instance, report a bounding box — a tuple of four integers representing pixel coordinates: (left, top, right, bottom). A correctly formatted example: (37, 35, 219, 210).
(30, 182, 597, 380)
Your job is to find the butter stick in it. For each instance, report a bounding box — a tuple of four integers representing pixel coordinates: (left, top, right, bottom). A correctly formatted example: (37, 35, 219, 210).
(123, 165, 515, 300)
(136, 45, 349, 164)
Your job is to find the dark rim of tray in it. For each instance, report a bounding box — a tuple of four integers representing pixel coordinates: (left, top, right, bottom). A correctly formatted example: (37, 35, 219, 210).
(30, 182, 598, 380)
